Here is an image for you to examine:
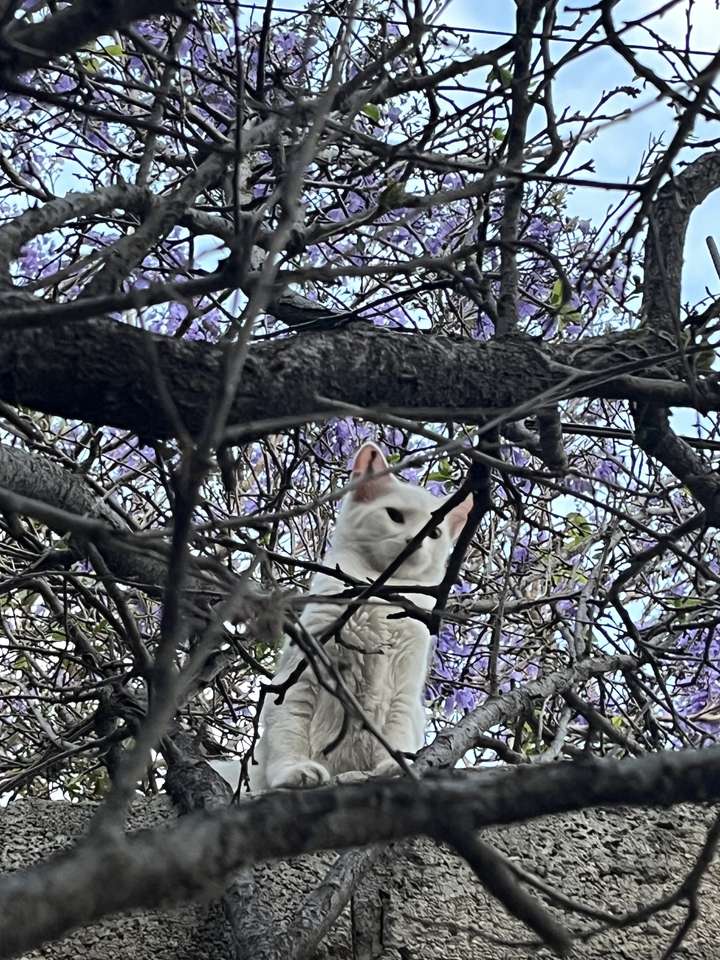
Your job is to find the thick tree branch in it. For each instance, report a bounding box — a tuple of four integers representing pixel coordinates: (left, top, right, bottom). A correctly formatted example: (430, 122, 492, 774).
(1, 319, 718, 442)
(642, 151, 720, 334)
(0, 0, 195, 75)
(0, 444, 266, 635)
(0, 186, 151, 288)
(439, 825, 572, 957)
(3, 744, 720, 958)
(633, 151, 720, 523)
(82, 147, 229, 298)
(0, 444, 170, 591)
(274, 654, 637, 960)
(633, 404, 720, 525)
(496, 0, 543, 335)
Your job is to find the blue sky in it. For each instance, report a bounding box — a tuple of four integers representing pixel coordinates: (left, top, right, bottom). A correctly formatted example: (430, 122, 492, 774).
(198, 2, 720, 308)
(448, 0, 719, 305)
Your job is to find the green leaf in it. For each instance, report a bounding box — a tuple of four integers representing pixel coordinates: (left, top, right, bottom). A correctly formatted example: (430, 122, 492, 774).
(549, 278, 564, 309)
(667, 596, 704, 610)
(558, 305, 582, 330)
(430, 459, 453, 480)
(378, 181, 405, 209)
(487, 64, 514, 87)
(104, 43, 124, 57)
(564, 511, 593, 551)
(361, 103, 381, 122)
(81, 55, 100, 73)
(692, 333, 717, 371)
(566, 511, 591, 536)
(498, 66, 513, 86)
(492, 127, 505, 141)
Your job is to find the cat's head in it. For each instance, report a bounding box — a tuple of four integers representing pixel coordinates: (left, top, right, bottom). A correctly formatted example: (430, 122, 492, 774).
(332, 442, 472, 583)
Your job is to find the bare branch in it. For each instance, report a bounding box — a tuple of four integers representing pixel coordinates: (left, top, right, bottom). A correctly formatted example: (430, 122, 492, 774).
(3, 743, 720, 958)
(0, 0, 196, 75)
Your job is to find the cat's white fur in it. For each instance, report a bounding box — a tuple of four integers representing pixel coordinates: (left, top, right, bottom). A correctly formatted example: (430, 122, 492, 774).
(246, 442, 472, 791)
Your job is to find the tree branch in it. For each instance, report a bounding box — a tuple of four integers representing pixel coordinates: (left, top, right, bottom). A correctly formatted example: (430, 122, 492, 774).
(272, 654, 637, 960)
(1, 317, 718, 443)
(3, 744, 720, 958)
(0, 186, 151, 289)
(0, 0, 195, 75)
(642, 151, 720, 334)
(634, 151, 720, 523)
(0, 443, 171, 593)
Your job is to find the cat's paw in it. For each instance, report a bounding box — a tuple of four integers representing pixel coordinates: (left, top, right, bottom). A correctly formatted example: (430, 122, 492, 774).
(266, 761, 331, 789)
(335, 769, 370, 784)
(371, 756, 409, 778)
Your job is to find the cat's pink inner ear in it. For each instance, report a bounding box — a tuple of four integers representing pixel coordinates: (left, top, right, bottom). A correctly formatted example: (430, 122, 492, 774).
(350, 442, 394, 502)
(448, 493, 473, 538)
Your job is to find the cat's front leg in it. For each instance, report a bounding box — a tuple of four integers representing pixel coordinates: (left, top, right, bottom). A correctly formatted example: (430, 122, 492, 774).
(367, 629, 431, 778)
(260, 671, 331, 789)
(371, 754, 411, 778)
(371, 691, 425, 778)
(370, 717, 421, 777)
(266, 759, 331, 789)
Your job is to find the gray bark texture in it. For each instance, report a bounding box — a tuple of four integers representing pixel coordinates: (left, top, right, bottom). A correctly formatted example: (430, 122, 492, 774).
(3, 796, 720, 960)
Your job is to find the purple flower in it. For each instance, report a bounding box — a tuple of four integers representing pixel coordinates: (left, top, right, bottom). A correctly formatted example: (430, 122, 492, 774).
(18, 242, 40, 273)
(442, 173, 462, 189)
(527, 216, 549, 239)
(444, 687, 479, 714)
(584, 281, 603, 309)
(54, 75, 75, 93)
(557, 599, 576, 618)
(346, 192, 365, 213)
(452, 579, 473, 596)
(275, 31, 300, 55)
(473, 313, 495, 340)
(517, 299, 536, 319)
(541, 313, 558, 338)
(565, 475, 593, 494)
(426, 480, 446, 496)
(512, 543, 530, 565)
(594, 458, 617, 483)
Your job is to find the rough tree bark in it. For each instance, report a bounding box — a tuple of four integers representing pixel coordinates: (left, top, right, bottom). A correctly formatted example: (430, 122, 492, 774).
(1, 319, 716, 440)
(3, 744, 720, 957)
(6, 797, 720, 960)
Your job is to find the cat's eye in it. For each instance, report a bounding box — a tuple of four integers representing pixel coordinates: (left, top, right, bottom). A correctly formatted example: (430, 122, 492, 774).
(428, 527, 442, 539)
(386, 507, 405, 524)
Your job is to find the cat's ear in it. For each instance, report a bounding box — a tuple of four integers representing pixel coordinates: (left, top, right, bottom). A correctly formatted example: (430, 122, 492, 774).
(350, 442, 396, 502)
(448, 493, 473, 539)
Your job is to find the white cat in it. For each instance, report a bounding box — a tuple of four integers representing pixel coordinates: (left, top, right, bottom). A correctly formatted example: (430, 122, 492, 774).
(248, 441, 472, 791)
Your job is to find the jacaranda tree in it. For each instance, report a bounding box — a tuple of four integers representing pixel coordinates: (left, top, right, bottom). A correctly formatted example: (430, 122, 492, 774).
(0, 0, 719, 956)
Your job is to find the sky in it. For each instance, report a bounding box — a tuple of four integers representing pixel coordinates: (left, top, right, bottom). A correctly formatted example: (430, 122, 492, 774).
(57, 2, 720, 318)
(447, 0, 719, 305)
(231, 0, 718, 304)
